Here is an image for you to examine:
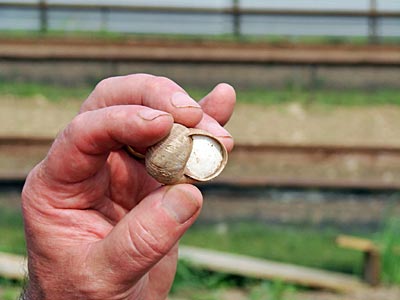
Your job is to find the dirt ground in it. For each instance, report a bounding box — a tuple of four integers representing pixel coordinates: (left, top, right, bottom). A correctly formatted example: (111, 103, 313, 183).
(2, 286, 399, 300)
(228, 102, 400, 147)
(2, 96, 400, 148)
(295, 287, 400, 300)
(170, 286, 400, 300)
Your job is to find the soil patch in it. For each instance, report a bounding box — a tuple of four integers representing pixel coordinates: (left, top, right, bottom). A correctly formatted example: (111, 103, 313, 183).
(227, 102, 400, 147)
(171, 286, 400, 300)
(2, 97, 400, 148)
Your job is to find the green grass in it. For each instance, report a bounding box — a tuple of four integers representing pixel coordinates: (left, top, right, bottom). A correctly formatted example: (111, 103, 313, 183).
(180, 222, 363, 274)
(1, 80, 400, 107)
(172, 222, 364, 298)
(249, 281, 297, 300)
(1, 201, 400, 298)
(0, 202, 25, 256)
(0, 81, 90, 103)
(0, 283, 22, 300)
(0, 202, 24, 300)
(233, 88, 400, 106)
(1, 30, 400, 46)
(378, 217, 400, 284)
(172, 266, 297, 300)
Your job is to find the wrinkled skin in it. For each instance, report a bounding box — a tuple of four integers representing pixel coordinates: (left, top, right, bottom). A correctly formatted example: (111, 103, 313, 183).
(21, 74, 235, 300)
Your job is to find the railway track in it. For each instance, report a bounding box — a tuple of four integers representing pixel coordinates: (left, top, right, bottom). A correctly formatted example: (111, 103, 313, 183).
(1, 136, 400, 190)
(1, 38, 400, 66)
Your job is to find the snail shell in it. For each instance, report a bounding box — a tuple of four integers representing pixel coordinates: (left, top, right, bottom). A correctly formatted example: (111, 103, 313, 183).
(144, 123, 228, 185)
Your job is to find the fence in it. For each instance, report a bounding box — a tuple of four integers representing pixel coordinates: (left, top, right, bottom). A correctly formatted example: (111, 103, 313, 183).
(0, 0, 399, 43)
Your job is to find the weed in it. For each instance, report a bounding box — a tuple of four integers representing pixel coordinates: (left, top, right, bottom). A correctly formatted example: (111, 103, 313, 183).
(1, 287, 21, 300)
(0, 277, 23, 300)
(379, 217, 400, 284)
(173, 260, 250, 293)
(249, 281, 297, 300)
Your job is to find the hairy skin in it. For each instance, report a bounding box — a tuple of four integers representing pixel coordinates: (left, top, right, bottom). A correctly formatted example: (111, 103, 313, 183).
(21, 74, 235, 300)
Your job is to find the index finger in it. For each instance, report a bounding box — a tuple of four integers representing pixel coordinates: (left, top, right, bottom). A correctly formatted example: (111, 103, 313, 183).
(42, 105, 174, 186)
(80, 74, 203, 128)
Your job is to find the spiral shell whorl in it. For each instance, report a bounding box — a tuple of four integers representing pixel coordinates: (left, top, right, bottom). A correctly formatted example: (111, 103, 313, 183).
(145, 123, 193, 184)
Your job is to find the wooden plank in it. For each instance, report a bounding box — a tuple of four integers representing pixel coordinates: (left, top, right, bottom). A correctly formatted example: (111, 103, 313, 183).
(2, 247, 366, 292)
(0, 252, 27, 280)
(336, 235, 379, 252)
(336, 235, 381, 286)
(179, 246, 365, 293)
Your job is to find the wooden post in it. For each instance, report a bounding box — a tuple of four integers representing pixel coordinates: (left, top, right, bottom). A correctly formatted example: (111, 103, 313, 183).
(368, 0, 379, 44)
(232, 0, 241, 38)
(100, 7, 109, 32)
(39, 0, 48, 33)
(363, 250, 381, 286)
(336, 235, 381, 286)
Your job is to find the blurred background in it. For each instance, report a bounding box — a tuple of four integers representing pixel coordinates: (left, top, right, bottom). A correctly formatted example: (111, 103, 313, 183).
(0, 1, 400, 299)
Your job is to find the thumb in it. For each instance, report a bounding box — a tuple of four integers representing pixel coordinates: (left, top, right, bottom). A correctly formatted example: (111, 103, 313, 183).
(89, 184, 202, 287)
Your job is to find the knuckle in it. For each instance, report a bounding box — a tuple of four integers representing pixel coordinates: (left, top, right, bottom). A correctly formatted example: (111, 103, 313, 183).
(66, 113, 85, 139)
(103, 108, 130, 136)
(104, 107, 118, 123)
(146, 76, 176, 93)
(128, 220, 168, 264)
(94, 77, 115, 94)
(62, 113, 95, 154)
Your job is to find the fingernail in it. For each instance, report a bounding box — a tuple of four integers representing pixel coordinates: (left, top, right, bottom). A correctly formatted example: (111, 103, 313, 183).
(171, 92, 201, 109)
(217, 135, 234, 152)
(162, 186, 200, 224)
(217, 135, 233, 141)
(139, 109, 171, 121)
(207, 123, 232, 139)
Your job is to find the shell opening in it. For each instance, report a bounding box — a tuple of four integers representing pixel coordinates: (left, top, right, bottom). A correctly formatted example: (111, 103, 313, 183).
(185, 135, 225, 181)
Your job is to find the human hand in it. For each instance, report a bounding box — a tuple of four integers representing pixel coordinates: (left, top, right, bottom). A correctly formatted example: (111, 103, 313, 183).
(21, 74, 235, 300)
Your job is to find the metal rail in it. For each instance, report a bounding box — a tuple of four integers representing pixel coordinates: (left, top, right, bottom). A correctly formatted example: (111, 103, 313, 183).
(1, 1, 399, 42)
(1, 2, 399, 17)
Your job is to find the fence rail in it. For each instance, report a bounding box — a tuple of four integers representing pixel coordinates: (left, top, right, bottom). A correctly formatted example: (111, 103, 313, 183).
(1, 1, 399, 43)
